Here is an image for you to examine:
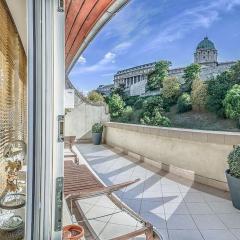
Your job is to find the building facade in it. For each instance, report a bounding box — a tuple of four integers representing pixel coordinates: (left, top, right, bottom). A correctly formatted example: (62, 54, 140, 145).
(96, 84, 114, 96)
(113, 37, 237, 96)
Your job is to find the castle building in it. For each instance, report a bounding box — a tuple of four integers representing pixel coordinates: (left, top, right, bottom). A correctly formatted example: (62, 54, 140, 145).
(96, 84, 114, 96)
(113, 37, 237, 96)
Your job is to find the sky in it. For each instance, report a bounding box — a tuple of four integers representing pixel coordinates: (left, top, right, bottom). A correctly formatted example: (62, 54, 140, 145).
(69, 0, 240, 93)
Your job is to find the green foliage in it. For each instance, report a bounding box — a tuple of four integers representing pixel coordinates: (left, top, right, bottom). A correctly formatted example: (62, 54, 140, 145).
(147, 61, 171, 91)
(142, 96, 164, 112)
(183, 63, 201, 92)
(229, 61, 240, 84)
(104, 95, 110, 104)
(92, 123, 103, 133)
(140, 109, 171, 127)
(112, 83, 125, 97)
(162, 77, 180, 103)
(191, 79, 207, 111)
(140, 96, 171, 127)
(206, 71, 233, 117)
(223, 84, 240, 120)
(228, 145, 240, 179)
(108, 94, 125, 118)
(118, 106, 133, 123)
(133, 98, 144, 110)
(177, 93, 192, 113)
(123, 96, 139, 107)
(206, 61, 240, 117)
(87, 91, 104, 103)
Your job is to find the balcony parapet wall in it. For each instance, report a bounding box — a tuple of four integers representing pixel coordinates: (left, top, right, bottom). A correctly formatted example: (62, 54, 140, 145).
(104, 122, 240, 191)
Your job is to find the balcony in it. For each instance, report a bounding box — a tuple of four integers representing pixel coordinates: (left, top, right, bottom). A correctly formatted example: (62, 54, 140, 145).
(63, 123, 240, 240)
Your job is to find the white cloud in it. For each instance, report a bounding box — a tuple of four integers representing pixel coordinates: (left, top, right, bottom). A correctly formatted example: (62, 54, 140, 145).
(113, 41, 133, 53)
(146, 0, 240, 50)
(71, 52, 117, 75)
(101, 52, 116, 64)
(78, 55, 86, 64)
(103, 0, 159, 40)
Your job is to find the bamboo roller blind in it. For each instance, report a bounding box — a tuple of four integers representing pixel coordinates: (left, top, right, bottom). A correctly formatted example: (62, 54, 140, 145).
(0, 1, 27, 194)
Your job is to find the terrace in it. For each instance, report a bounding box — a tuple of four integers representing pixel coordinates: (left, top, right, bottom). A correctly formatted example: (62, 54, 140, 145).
(63, 122, 240, 240)
(0, 0, 239, 239)
(69, 142, 240, 240)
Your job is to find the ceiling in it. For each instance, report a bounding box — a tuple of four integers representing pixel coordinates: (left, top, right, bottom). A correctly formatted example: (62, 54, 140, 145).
(65, 0, 129, 73)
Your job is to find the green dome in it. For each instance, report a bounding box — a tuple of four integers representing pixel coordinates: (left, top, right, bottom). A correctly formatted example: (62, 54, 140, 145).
(197, 37, 216, 50)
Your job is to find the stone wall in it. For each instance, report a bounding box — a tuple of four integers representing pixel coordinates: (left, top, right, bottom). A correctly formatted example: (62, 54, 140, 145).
(104, 122, 240, 190)
(130, 79, 147, 96)
(65, 78, 110, 140)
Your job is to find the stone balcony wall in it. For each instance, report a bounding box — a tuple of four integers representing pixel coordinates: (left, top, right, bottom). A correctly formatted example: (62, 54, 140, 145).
(104, 122, 240, 190)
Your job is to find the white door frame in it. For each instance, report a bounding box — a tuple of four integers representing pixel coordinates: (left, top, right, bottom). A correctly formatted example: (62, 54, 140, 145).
(26, 0, 65, 239)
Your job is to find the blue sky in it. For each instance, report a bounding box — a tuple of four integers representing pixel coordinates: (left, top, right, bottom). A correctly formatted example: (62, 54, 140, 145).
(69, 0, 240, 93)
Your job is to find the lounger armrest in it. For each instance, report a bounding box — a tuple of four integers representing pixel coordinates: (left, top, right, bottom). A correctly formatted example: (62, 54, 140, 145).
(65, 178, 140, 200)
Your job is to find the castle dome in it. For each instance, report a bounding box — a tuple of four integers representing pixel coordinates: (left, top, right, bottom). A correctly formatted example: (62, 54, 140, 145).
(196, 37, 216, 50)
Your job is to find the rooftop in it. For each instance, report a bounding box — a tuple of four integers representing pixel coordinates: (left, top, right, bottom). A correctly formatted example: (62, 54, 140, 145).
(197, 37, 216, 50)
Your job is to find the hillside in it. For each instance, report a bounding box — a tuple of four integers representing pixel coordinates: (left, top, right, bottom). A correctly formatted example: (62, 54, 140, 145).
(166, 105, 239, 132)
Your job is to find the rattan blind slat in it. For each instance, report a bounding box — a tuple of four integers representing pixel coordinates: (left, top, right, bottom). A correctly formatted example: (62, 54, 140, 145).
(0, 1, 27, 162)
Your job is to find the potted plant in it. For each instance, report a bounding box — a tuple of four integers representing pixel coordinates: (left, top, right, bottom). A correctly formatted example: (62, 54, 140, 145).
(63, 224, 84, 240)
(92, 123, 103, 145)
(226, 145, 240, 210)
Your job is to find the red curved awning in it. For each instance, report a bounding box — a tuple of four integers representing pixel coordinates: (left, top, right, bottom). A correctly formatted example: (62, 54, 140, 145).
(65, 0, 128, 73)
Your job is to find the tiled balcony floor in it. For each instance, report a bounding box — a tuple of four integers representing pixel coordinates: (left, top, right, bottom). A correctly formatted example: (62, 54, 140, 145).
(76, 144, 240, 240)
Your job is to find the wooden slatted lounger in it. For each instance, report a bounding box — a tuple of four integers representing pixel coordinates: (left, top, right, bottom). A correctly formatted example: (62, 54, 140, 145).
(64, 143, 162, 240)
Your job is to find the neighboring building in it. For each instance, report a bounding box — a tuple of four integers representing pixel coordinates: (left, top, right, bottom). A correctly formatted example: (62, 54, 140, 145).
(114, 37, 237, 96)
(96, 84, 114, 96)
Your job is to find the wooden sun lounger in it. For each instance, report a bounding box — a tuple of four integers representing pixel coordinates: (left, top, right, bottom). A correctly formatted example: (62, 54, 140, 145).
(63, 145, 161, 240)
(64, 160, 157, 240)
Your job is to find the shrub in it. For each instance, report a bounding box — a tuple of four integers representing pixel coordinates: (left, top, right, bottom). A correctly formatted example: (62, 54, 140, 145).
(87, 91, 104, 103)
(162, 77, 180, 103)
(177, 93, 192, 113)
(228, 145, 240, 179)
(108, 94, 125, 118)
(133, 98, 144, 110)
(124, 96, 139, 107)
(119, 106, 133, 123)
(223, 84, 240, 120)
(92, 123, 103, 133)
(140, 96, 171, 127)
(140, 109, 171, 127)
(142, 96, 164, 112)
(147, 61, 171, 90)
(183, 63, 201, 92)
(191, 79, 207, 111)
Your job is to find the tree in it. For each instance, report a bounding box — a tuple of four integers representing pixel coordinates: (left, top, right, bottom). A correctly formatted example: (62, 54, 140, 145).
(183, 63, 201, 92)
(191, 79, 207, 111)
(223, 84, 240, 121)
(162, 77, 180, 102)
(147, 61, 171, 91)
(119, 106, 133, 123)
(87, 91, 104, 103)
(177, 93, 192, 113)
(229, 61, 240, 84)
(140, 96, 171, 127)
(206, 71, 232, 117)
(206, 61, 240, 117)
(108, 94, 125, 118)
(112, 83, 125, 97)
